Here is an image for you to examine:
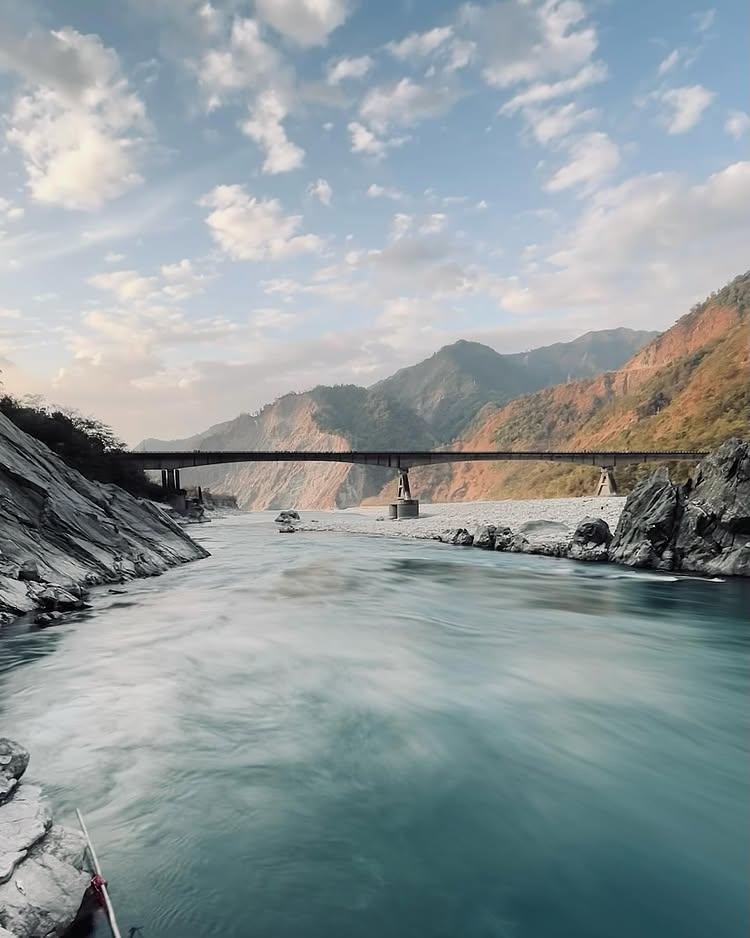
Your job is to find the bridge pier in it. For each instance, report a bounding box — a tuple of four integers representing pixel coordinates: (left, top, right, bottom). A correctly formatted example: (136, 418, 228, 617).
(595, 467, 618, 497)
(394, 468, 420, 518)
(160, 468, 182, 492)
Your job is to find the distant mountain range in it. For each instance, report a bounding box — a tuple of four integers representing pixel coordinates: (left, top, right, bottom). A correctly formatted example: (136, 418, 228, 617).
(139, 328, 657, 508)
(139, 272, 749, 508)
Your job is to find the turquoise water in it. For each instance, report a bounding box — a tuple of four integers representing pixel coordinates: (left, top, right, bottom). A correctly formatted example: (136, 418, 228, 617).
(1, 514, 748, 938)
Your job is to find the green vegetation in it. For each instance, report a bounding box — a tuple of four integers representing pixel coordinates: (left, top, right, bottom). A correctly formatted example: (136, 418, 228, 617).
(0, 393, 162, 499)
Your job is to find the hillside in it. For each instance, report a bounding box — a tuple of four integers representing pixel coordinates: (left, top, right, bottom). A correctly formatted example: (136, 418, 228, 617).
(374, 328, 656, 441)
(395, 272, 750, 503)
(141, 328, 655, 509)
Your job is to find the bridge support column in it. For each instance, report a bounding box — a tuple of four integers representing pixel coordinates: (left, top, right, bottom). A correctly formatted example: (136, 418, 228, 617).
(595, 467, 618, 497)
(394, 468, 419, 518)
(161, 469, 168, 489)
(397, 468, 411, 500)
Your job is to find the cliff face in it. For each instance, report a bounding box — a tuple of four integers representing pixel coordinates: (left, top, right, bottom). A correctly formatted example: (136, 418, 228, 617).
(0, 411, 208, 624)
(396, 272, 749, 502)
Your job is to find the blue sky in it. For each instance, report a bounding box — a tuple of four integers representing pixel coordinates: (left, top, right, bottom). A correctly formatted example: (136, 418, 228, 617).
(0, 0, 747, 441)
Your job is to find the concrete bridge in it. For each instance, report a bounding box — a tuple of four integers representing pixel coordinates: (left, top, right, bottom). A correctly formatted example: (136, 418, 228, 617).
(120, 449, 708, 503)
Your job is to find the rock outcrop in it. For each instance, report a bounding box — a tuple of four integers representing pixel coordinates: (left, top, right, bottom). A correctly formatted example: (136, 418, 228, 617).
(0, 411, 209, 626)
(0, 740, 89, 938)
(568, 517, 613, 562)
(611, 439, 750, 576)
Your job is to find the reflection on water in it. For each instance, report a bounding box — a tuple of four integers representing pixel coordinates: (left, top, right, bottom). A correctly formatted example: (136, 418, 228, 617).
(0, 514, 748, 938)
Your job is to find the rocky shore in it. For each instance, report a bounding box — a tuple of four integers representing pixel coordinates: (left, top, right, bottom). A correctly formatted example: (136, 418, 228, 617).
(294, 440, 750, 578)
(0, 412, 209, 627)
(0, 739, 90, 938)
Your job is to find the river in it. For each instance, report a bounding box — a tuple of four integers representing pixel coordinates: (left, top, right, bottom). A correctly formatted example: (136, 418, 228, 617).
(1, 513, 748, 938)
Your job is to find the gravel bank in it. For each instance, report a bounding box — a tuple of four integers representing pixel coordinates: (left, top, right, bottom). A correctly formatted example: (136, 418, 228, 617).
(297, 497, 626, 542)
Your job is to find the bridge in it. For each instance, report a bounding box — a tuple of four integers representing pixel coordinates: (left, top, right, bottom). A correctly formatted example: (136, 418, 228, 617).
(120, 449, 708, 506)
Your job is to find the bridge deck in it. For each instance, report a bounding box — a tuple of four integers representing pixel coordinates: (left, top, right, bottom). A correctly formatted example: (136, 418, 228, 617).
(122, 450, 708, 471)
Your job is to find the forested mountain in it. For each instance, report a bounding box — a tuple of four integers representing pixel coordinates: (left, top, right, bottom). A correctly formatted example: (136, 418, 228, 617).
(140, 327, 656, 508)
(388, 272, 749, 503)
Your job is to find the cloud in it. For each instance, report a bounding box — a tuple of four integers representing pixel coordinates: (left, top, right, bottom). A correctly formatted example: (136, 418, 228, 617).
(500, 61, 607, 114)
(522, 101, 598, 144)
(464, 0, 599, 89)
(326, 55, 372, 85)
(2, 27, 148, 210)
(386, 27, 453, 59)
(348, 121, 407, 159)
(241, 88, 305, 173)
(0, 197, 24, 222)
(657, 84, 714, 134)
(360, 78, 460, 132)
(196, 17, 283, 109)
(725, 110, 750, 139)
(160, 258, 209, 299)
(307, 178, 332, 206)
(254, 0, 350, 46)
(657, 49, 680, 76)
(199, 184, 322, 261)
(544, 132, 620, 192)
(366, 184, 404, 200)
(88, 269, 158, 302)
(105, 251, 125, 263)
(692, 8, 716, 33)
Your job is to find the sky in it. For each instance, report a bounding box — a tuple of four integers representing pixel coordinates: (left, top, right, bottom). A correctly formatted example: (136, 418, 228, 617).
(0, 0, 747, 442)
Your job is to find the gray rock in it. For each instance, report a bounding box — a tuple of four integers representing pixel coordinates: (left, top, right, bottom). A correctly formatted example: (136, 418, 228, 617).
(0, 786, 52, 883)
(525, 541, 568, 558)
(438, 528, 474, 546)
(0, 741, 29, 806)
(568, 517, 613, 562)
(17, 562, 42, 583)
(472, 525, 496, 549)
(33, 612, 64, 628)
(609, 467, 681, 569)
(35, 587, 83, 612)
(507, 534, 531, 553)
(278, 524, 296, 533)
(493, 527, 515, 551)
(610, 440, 750, 576)
(0, 826, 90, 938)
(274, 510, 300, 523)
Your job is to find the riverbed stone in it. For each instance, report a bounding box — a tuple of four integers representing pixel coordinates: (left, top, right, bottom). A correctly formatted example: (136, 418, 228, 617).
(472, 525, 496, 549)
(0, 741, 29, 806)
(0, 786, 52, 883)
(568, 517, 613, 562)
(275, 510, 300, 523)
(492, 528, 515, 551)
(35, 587, 84, 612)
(278, 524, 296, 533)
(507, 534, 531, 553)
(438, 528, 474, 546)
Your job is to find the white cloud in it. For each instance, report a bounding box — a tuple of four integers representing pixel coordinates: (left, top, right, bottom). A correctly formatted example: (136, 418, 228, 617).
(255, 0, 350, 47)
(0, 197, 24, 222)
(360, 78, 460, 132)
(386, 27, 454, 59)
(366, 184, 404, 200)
(725, 110, 750, 139)
(692, 8, 716, 33)
(545, 132, 620, 192)
(105, 251, 125, 263)
(160, 258, 209, 299)
(420, 213, 447, 234)
(657, 49, 680, 76)
(348, 121, 407, 159)
(658, 84, 714, 134)
(197, 17, 282, 109)
(2, 27, 148, 210)
(390, 213, 414, 240)
(522, 101, 598, 144)
(241, 89, 304, 174)
(465, 0, 599, 89)
(326, 55, 372, 85)
(199, 184, 322, 261)
(500, 61, 608, 114)
(252, 307, 298, 330)
(88, 269, 158, 302)
(307, 178, 332, 205)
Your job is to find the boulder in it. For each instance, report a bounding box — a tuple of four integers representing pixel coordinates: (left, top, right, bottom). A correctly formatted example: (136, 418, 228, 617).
(610, 440, 750, 576)
(0, 740, 29, 806)
(278, 524, 296, 534)
(17, 562, 42, 583)
(33, 612, 64, 629)
(0, 786, 52, 883)
(274, 510, 300, 523)
(507, 534, 531, 553)
(472, 525, 496, 549)
(609, 467, 681, 570)
(568, 517, 613, 562)
(34, 587, 84, 613)
(438, 528, 474, 546)
(493, 527, 515, 551)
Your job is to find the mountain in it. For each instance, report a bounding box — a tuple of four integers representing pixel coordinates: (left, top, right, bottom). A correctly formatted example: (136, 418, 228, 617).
(374, 328, 657, 441)
(140, 328, 656, 509)
(391, 272, 750, 503)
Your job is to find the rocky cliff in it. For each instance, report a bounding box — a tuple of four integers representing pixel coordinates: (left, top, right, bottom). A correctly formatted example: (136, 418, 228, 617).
(0, 411, 208, 626)
(391, 272, 749, 503)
